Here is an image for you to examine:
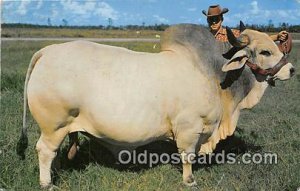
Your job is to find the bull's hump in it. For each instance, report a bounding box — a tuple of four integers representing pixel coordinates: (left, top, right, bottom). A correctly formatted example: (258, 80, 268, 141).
(161, 24, 216, 51)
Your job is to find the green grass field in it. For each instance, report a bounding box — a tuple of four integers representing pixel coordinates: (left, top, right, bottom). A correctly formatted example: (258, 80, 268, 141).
(2, 28, 163, 38)
(1, 40, 300, 191)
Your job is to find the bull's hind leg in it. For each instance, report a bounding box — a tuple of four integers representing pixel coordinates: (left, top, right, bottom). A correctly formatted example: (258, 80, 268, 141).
(36, 129, 68, 188)
(28, 97, 71, 188)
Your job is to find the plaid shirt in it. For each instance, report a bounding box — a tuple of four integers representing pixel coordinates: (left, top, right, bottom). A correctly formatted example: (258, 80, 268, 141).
(214, 27, 240, 42)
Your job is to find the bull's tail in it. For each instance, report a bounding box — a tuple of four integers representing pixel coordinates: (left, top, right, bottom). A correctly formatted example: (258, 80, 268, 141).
(16, 50, 43, 160)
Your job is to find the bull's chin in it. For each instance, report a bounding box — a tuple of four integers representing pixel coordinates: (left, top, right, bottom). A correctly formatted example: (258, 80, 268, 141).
(273, 74, 293, 81)
(272, 63, 295, 81)
(267, 75, 293, 87)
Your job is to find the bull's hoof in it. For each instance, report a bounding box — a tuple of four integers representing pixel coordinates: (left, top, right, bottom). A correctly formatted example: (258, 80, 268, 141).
(183, 175, 198, 187)
(190, 185, 201, 191)
(40, 184, 52, 190)
(41, 184, 59, 191)
(184, 180, 198, 187)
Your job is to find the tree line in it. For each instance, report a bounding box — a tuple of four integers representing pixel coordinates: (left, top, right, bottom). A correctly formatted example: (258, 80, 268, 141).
(240, 22, 300, 33)
(1, 23, 170, 31)
(2, 22, 300, 32)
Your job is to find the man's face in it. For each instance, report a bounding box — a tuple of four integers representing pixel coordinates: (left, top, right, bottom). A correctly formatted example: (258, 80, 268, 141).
(207, 16, 222, 32)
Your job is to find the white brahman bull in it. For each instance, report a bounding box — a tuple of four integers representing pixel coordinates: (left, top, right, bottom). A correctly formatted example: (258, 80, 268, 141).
(17, 24, 295, 188)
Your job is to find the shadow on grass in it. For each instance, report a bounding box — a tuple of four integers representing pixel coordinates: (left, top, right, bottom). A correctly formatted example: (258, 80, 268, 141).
(53, 127, 262, 182)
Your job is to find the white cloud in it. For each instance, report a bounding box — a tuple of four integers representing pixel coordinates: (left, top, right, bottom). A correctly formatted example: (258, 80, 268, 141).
(263, 10, 271, 18)
(60, 0, 96, 15)
(36, 0, 43, 9)
(153, 15, 169, 23)
(188, 8, 197, 12)
(3, 1, 14, 10)
(277, 9, 299, 20)
(225, 0, 300, 26)
(121, 13, 145, 25)
(52, 9, 59, 19)
(95, 2, 119, 20)
(50, 3, 58, 17)
(16, 1, 31, 15)
(296, 0, 300, 3)
(278, 10, 288, 17)
(250, 1, 259, 14)
(48, 3, 61, 25)
(60, 1, 118, 20)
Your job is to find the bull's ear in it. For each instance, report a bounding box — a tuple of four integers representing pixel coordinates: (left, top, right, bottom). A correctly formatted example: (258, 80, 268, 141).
(222, 49, 248, 72)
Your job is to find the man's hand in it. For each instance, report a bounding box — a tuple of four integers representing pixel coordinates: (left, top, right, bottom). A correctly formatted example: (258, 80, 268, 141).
(277, 31, 288, 42)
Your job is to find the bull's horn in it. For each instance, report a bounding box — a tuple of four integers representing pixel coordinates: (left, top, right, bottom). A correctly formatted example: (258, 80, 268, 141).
(226, 26, 249, 47)
(240, 21, 246, 32)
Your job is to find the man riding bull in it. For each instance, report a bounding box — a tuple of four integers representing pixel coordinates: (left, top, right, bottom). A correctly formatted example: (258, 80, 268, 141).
(202, 5, 290, 52)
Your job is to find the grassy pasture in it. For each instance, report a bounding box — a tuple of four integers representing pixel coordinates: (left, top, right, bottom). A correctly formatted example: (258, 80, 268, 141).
(1, 28, 163, 39)
(0, 40, 300, 191)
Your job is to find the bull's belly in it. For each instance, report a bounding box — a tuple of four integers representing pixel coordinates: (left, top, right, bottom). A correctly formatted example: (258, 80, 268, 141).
(69, 106, 173, 146)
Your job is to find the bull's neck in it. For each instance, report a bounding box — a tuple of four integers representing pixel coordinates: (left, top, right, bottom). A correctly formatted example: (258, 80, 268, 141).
(238, 80, 269, 110)
(218, 73, 269, 139)
(220, 67, 269, 109)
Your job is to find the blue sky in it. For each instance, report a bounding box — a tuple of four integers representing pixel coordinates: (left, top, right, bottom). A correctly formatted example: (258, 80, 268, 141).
(2, 0, 300, 27)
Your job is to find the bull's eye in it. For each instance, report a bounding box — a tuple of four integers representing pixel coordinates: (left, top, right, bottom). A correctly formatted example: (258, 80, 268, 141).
(260, 50, 271, 57)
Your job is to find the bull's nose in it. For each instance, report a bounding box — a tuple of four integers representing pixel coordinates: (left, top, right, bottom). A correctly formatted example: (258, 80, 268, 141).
(290, 67, 296, 76)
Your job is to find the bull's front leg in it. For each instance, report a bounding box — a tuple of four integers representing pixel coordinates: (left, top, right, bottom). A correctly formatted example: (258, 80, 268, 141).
(174, 117, 203, 186)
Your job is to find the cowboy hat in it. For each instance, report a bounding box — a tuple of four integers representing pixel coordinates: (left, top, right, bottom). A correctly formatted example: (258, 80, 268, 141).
(202, 5, 229, 17)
